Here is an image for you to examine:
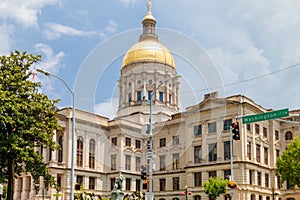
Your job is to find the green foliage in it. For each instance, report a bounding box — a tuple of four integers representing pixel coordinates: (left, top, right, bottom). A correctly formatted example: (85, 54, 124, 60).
(276, 137, 300, 187)
(0, 50, 61, 199)
(203, 176, 228, 200)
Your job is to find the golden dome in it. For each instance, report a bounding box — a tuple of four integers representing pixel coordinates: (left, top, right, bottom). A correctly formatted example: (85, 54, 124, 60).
(122, 40, 176, 68)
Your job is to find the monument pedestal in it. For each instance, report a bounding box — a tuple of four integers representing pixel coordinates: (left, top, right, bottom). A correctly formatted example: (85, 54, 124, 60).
(111, 190, 124, 200)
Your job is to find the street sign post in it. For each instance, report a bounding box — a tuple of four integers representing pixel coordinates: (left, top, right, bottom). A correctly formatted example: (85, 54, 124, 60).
(242, 108, 289, 124)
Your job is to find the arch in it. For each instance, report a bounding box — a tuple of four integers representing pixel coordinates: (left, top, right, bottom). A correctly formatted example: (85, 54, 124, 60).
(58, 135, 63, 163)
(89, 139, 96, 169)
(193, 196, 201, 200)
(285, 131, 293, 140)
(250, 194, 255, 200)
(76, 136, 84, 167)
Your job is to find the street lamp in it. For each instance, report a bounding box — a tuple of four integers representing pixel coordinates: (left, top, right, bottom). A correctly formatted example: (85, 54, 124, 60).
(147, 75, 181, 200)
(36, 69, 76, 200)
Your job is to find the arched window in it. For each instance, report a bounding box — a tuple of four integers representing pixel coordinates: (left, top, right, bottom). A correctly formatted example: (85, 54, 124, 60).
(266, 197, 270, 200)
(285, 131, 293, 140)
(58, 136, 63, 163)
(76, 136, 84, 167)
(172, 198, 179, 200)
(287, 198, 295, 200)
(250, 194, 255, 200)
(194, 195, 201, 200)
(89, 139, 96, 169)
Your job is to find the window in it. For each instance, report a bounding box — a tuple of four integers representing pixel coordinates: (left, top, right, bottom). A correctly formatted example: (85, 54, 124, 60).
(194, 125, 202, 136)
(159, 155, 166, 171)
(247, 141, 252, 160)
(255, 124, 260, 134)
(128, 93, 132, 102)
(194, 172, 202, 186)
(136, 157, 141, 172)
(160, 138, 166, 147)
(257, 172, 261, 186)
(223, 119, 232, 131)
(287, 180, 294, 189)
(76, 136, 84, 167)
(250, 194, 255, 200)
(208, 171, 217, 178)
(159, 91, 164, 102)
(173, 177, 180, 190)
(194, 145, 202, 163)
(111, 155, 117, 170)
(224, 170, 231, 180)
(259, 195, 262, 200)
(209, 143, 217, 162)
(148, 91, 152, 100)
(208, 122, 216, 133)
(136, 179, 141, 191)
(125, 155, 131, 170)
(247, 124, 251, 131)
(89, 139, 96, 169)
(256, 144, 261, 162)
(112, 137, 117, 146)
(277, 176, 281, 189)
(135, 140, 141, 149)
(159, 178, 166, 191)
(77, 175, 83, 185)
(89, 177, 96, 190)
(173, 135, 179, 145)
(169, 94, 172, 104)
(264, 147, 269, 165)
(125, 137, 131, 147)
(57, 175, 62, 190)
(173, 153, 179, 170)
(275, 130, 279, 140)
(126, 178, 131, 190)
(249, 170, 253, 185)
(194, 196, 201, 200)
(276, 149, 280, 158)
(265, 173, 269, 187)
(110, 178, 116, 190)
(137, 91, 142, 101)
(266, 197, 270, 200)
(263, 127, 268, 137)
(285, 131, 293, 140)
(224, 141, 230, 160)
(58, 136, 63, 163)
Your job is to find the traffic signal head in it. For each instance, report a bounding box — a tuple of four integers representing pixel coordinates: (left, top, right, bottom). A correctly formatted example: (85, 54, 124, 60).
(231, 122, 240, 140)
(141, 165, 147, 180)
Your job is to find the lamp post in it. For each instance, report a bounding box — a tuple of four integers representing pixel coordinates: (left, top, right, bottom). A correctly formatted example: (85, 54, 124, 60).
(36, 69, 76, 200)
(147, 75, 181, 200)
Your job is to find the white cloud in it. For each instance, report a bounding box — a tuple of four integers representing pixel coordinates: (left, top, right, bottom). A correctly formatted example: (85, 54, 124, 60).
(120, 0, 137, 7)
(0, 0, 61, 28)
(0, 24, 14, 54)
(94, 98, 118, 119)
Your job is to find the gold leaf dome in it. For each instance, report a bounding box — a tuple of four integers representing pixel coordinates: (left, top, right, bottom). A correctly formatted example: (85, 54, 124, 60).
(122, 40, 176, 68)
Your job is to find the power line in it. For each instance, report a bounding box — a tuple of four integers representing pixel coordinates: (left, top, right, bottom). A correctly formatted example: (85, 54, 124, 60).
(180, 62, 300, 93)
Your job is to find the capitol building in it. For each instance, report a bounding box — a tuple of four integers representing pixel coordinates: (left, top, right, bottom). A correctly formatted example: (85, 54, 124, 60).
(14, 1, 300, 200)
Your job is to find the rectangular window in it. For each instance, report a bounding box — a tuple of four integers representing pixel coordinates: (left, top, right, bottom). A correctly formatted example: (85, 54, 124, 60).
(209, 143, 217, 162)
(169, 94, 172, 104)
(137, 91, 142, 101)
(112, 137, 117, 146)
(194, 172, 202, 187)
(135, 157, 141, 172)
(224, 141, 230, 160)
(194, 125, 202, 136)
(255, 124, 260, 134)
(77, 175, 83, 185)
(256, 144, 261, 162)
(247, 123, 251, 131)
(110, 178, 116, 191)
(265, 173, 269, 188)
(275, 130, 279, 140)
(159, 138, 166, 147)
(135, 140, 141, 149)
(247, 141, 252, 160)
(159, 155, 166, 171)
(208, 122, 217, 133)
(194, 145, 202, 163)
(125, 137, 131, 147)
(264, 147, 269, 165)
(208, 171, 217, 178)
(257, 172, 262, 186)
(223, 119, 232, 131)
(249, 170, 253, 185)
(125, 155, 131, 170)
(148, 91, 152, 100)
(173, 153, 179, 170)
(111, 155, 117, 170)
(159, 178, 166, 191)
(159, 91, 164, 102)
(136, 179, 141, 191)
(277, 176, 281, 189)
(89, 177, 96, 190)
(126, 178, 131, 191)
(263, 127, 268, 137)
(224, 169, 231, 180)
(173, 135, 179, 145)
(173, 177, 180, 190)
(276, 149, 280, 158)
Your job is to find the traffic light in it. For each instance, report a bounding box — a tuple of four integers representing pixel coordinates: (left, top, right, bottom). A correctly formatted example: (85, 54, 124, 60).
(231, 122, 240, 140)
(141, 165, 147, 180)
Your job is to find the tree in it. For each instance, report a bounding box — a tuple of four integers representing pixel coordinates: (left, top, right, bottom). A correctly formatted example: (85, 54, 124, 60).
(0, 50, 61, 200)
(203, 176, 228, 200)
(276, 137, 300, 187)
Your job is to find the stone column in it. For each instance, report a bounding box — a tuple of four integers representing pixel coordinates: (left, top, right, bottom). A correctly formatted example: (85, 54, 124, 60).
(21, 176, 30, 200)
(13, 178, 22, 200)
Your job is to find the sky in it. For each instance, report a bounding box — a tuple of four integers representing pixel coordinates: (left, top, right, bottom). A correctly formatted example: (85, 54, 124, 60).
(1, 0, 300, 119)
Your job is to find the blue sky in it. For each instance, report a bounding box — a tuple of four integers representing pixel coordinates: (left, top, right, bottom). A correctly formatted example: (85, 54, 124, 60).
(1, 0, 300, 119)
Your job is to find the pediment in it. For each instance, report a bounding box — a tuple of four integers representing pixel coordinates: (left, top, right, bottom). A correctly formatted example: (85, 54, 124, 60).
(187, 97, 227, 113)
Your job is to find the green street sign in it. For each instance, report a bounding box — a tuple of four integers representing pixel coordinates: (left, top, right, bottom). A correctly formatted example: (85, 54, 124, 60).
(242, 108, 289, 124)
